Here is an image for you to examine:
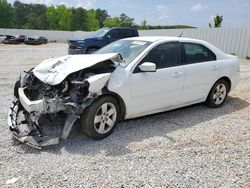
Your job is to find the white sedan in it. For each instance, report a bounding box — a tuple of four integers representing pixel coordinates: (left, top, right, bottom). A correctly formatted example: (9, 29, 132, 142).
(8, 37, 240, 148)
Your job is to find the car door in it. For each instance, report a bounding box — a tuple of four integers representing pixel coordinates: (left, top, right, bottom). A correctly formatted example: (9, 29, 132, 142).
(180, 42, 219, 104)
(128, 42, 185, 115)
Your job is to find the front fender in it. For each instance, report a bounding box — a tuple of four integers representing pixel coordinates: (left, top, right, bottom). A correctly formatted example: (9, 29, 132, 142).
(87, 73, 111, 94)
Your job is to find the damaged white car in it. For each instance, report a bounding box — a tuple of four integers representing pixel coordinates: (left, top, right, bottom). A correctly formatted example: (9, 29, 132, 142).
(8, 37, 240, 148)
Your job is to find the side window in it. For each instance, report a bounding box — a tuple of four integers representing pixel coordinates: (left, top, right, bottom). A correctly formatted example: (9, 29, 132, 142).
(182, 43, 216, 64)
(123, 29, 135, 38)
(108, 29, 120, 40)
(139, 42, 180, 70)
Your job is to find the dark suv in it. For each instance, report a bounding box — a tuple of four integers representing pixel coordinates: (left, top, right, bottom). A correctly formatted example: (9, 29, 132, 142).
(68, 27, 139, 54)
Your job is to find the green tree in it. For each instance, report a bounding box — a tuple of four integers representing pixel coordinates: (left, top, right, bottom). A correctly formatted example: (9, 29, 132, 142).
(96, 8, 109, 28)
(0, 0, 14, 28)
(0, 1, 196, 31)
(103, 17, 120, 27)
(214, 15, 223, 27)
(57, 5, 72, 30)
(87, 9, 99, 31)
(13, 1, 29, 28)
(119, 13, 134, 27)
(71, 7, 88, 31)
(46, 6, 58, 29)
(140, 19, 149, 29)
(209, 14, 223, 28)
(46, 5, 72, 30)
(22, 4, 48, 29)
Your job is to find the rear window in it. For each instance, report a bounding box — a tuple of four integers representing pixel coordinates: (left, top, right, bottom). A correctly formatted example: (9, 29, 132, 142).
(123, 29, 138, 38)
(182, 42, 216, 64)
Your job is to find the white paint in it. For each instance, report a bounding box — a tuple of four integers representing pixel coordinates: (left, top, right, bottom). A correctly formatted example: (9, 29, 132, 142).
(21, 36, 240, 120)
(139, 62, 156, 72)
(105, 37, 240, 119)
(33, 53, 118, 85)
(87, 73, 111, 94)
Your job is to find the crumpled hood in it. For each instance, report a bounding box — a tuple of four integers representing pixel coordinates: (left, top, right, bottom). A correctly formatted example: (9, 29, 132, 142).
(33, 53, 118, 85)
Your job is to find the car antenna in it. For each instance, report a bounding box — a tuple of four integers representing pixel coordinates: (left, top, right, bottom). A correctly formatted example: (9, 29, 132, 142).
(178, 31, 183, 37)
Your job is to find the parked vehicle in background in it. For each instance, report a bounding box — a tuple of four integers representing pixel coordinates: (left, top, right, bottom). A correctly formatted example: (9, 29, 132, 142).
(24, 36, 48, 45)
(16, 35, 26, 43)
(3, 35, 20, 44)
(38, 36, 48, 44)
(2, 35, 27, 44)
(68, 27, 139, 54)
(9, 36, 240, 148)
(0, 33, 6, 43)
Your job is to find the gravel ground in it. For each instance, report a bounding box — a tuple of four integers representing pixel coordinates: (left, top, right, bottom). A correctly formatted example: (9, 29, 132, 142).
(0, 43, 249, 187)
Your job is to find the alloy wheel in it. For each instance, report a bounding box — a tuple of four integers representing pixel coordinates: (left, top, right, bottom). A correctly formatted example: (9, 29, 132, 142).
(94, 102, 117, 134)
(213, 83, 227, 105)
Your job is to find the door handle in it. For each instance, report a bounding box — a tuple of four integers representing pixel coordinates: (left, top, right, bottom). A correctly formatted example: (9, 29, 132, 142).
(171, 72, 183, 77)
(211, 65, 219, 70)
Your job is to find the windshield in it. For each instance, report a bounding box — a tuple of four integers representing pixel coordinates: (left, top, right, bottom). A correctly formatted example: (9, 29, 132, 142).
(96, 40, 152, 66)
(87, 28, 109, 38)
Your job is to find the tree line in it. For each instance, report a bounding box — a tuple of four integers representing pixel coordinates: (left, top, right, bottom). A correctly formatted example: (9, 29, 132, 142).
(0, 0, 194, 31)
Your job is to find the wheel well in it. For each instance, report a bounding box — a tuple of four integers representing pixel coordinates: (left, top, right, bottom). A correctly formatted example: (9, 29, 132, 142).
(206, 76, 232, 101)
(218, 76, 232, 92)
(99, 91, 126, 121)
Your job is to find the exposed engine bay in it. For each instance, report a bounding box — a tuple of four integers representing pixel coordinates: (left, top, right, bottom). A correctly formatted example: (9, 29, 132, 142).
(8, 53, 121, 149)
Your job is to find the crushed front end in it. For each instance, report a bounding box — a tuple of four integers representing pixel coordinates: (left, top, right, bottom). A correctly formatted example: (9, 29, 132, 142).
(8, 58, 115, 148)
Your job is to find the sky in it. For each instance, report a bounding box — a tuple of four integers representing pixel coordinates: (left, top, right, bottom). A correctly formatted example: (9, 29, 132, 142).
(7, 0, 250, 27)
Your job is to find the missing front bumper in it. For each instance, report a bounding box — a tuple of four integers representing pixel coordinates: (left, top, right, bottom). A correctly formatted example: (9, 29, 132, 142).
(8, 100, 78, 149)
(8, 83, 96, 149)
(18, 87, 66, 114)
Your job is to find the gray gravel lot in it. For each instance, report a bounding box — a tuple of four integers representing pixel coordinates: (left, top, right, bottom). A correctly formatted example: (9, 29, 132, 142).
(0, 43, 249, 187)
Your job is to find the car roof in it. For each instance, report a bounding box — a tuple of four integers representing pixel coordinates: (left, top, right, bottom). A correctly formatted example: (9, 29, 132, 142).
(124, 36, 204, 43)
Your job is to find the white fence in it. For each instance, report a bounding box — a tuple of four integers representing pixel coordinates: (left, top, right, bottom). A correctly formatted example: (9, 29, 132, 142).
(139, 27, 250, 58)
(1, 27, 250, 58)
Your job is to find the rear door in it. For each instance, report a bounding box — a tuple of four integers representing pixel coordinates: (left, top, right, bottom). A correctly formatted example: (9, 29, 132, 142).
(180, 42, 219, 104)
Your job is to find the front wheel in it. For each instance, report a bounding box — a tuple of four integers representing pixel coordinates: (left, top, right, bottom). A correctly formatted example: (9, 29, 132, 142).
(80, 96, 119, 139)
(206, 79, 229, 108)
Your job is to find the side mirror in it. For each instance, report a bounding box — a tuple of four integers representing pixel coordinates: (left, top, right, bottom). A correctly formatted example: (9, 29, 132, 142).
(139, 62, 156, 72)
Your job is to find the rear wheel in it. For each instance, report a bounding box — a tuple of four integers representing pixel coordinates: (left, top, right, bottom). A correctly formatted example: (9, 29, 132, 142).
(206, 79, 229, 108)
(80, 96, 119, 139)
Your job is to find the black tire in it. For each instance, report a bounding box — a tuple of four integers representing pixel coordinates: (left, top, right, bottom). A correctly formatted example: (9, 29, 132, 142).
(14, 80, 21, 98)
(87, 48, 98, 54)
(206, 79, 229, 108)
(80, 96, 120, 140)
